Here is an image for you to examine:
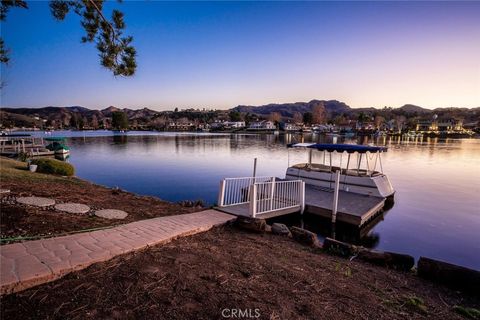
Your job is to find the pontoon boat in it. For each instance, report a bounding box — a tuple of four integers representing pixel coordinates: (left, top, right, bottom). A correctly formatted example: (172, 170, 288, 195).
(285, 143, 395, 201)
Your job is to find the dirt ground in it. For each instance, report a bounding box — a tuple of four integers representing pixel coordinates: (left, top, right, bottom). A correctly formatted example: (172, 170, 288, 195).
(0, 157, 202, 240)
(1, 226, 478, 320)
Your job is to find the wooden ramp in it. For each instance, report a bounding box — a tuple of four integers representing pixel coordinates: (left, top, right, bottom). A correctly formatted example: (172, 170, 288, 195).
(216, 200, 301, 219)
(304, 185, 385, 227)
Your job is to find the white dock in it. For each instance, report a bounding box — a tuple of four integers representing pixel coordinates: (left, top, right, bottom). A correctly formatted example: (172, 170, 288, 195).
(216, 176, 386, 227)
(304, 185, 385, 226)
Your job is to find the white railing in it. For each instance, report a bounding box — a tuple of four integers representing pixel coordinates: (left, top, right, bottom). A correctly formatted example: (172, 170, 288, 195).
(218, 176, 305, 218)
(218, 176, 274, 207)
(250, 180, 305, 217)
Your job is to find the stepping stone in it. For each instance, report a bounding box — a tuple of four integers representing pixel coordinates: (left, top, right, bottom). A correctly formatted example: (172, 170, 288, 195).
(94, 209, 128, 220)
(16, 196, 55, 207)
(55, 203, 90, 214)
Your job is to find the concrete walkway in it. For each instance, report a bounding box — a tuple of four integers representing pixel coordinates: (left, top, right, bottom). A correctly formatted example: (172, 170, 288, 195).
(0, 210, 235, 295)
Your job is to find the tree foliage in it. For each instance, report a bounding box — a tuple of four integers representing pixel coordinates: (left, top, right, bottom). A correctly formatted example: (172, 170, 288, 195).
(293, 112, 303, 124)
(229, 111, 242, 122)
(111, 111, 128, 129)
(312, 103, 326, 124)
(0, 0, 136, 76)
(303, 112, 313, 125)
(268, 112, 281, 123)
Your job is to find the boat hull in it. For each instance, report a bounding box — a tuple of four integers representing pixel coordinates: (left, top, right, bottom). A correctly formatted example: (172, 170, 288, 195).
(285, 167, 395, 198)
(54, 149, 70, 155)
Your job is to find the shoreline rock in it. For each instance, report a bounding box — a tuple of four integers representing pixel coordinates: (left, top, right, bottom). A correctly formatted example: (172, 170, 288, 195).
(290, 227, 320, 247)
(418, 257, 480, 295)
(271, 223, 292, 237)
(357, 249, 414, 271)
(234, 217, 266, 233)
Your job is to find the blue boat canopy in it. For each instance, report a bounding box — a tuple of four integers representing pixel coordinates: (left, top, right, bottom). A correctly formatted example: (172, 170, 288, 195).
(287, 143, 387, 153)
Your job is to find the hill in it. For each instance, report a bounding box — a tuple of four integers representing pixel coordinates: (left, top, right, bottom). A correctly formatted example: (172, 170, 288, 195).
(233, 100, 351, 118)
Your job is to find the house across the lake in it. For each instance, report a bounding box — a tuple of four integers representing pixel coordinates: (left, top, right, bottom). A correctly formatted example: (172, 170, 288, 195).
(248, 121, 276, 131)
(280, 122, 301, 132)
(167, 121, 196, 131)
(224, 121, 246, 129)
(416, 118, 464, 132)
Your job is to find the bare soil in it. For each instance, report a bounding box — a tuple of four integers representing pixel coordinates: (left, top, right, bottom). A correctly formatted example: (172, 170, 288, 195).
(0, 157, 201, 240)
(1, 226, 478, 320)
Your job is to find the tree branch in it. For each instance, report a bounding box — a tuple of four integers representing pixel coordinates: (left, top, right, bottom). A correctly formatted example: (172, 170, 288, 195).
(86, 0, 116, 40)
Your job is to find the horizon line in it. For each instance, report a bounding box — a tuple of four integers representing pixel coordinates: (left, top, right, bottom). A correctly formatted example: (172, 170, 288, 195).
(1, 101, 479, 111)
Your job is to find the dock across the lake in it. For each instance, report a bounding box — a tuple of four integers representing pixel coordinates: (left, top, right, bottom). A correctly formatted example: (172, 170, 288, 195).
(0, 135, 55, 157)
(216, 176, 386, 227)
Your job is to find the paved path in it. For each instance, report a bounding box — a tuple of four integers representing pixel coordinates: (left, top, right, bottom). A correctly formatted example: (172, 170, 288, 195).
(0, 210, 234, 295)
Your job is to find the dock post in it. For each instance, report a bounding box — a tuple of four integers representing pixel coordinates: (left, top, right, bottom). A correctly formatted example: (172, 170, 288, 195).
(332, 170, 341, 224)
(218, 180, 225, 207)
(300, 181, 305, 214)
(249, 184, 257, 218)
(269, 177, 276, 211)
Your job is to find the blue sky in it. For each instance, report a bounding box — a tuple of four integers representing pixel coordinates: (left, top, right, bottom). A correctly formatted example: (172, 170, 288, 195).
(1, 1, 479, 110)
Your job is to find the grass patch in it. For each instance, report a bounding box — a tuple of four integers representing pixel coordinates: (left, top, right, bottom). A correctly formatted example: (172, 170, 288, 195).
(30, 158, 74, 176)
(404, 295, 428, 314)
(0, 157, 80, 185)
(453, 306, 480, 319)
(334, 262, 352, 277)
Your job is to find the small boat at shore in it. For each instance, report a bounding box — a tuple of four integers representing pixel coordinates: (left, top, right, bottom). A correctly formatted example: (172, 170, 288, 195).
(45, 137, 70, 155)
(285, 143, 395, 200)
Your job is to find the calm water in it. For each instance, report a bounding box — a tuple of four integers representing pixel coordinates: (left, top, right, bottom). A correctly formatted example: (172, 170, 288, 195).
(23, 131, 480, 270)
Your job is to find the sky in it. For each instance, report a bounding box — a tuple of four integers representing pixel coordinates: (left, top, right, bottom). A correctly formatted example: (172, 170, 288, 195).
(1, 1, 479, 110)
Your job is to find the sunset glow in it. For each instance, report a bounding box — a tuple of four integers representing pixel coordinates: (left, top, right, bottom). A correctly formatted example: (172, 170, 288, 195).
(1, 1, 479, 109)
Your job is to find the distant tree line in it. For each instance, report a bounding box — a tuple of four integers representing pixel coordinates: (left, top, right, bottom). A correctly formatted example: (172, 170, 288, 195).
(1, 104, 478, 131)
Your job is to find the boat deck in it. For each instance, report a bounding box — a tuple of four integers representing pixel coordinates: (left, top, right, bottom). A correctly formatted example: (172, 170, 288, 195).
(304, 184, 385, 226)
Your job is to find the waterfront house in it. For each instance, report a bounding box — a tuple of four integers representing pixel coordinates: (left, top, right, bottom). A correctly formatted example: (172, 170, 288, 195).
(248, 121, 276, 130)
(416, 119, 435, 131)
(355, 121, 375, 131)
(167, 121, 196, 131)
(223, 121, 246, 129)
(280, 122, 301, 132)
(209, 122, 224, 130)
(437, 118, 463, 131)
(335, 120, 356, 131)
(416, 118, 464, 132)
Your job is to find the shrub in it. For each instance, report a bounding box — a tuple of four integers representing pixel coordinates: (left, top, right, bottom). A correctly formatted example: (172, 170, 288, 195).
(30, 158, 75, 176)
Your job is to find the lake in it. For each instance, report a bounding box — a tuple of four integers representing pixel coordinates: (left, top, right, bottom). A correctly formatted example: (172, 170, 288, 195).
(22, 130, 480, 270)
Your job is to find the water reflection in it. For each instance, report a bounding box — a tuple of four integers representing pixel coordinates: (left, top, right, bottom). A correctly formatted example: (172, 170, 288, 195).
(113, 134, 128, 144)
